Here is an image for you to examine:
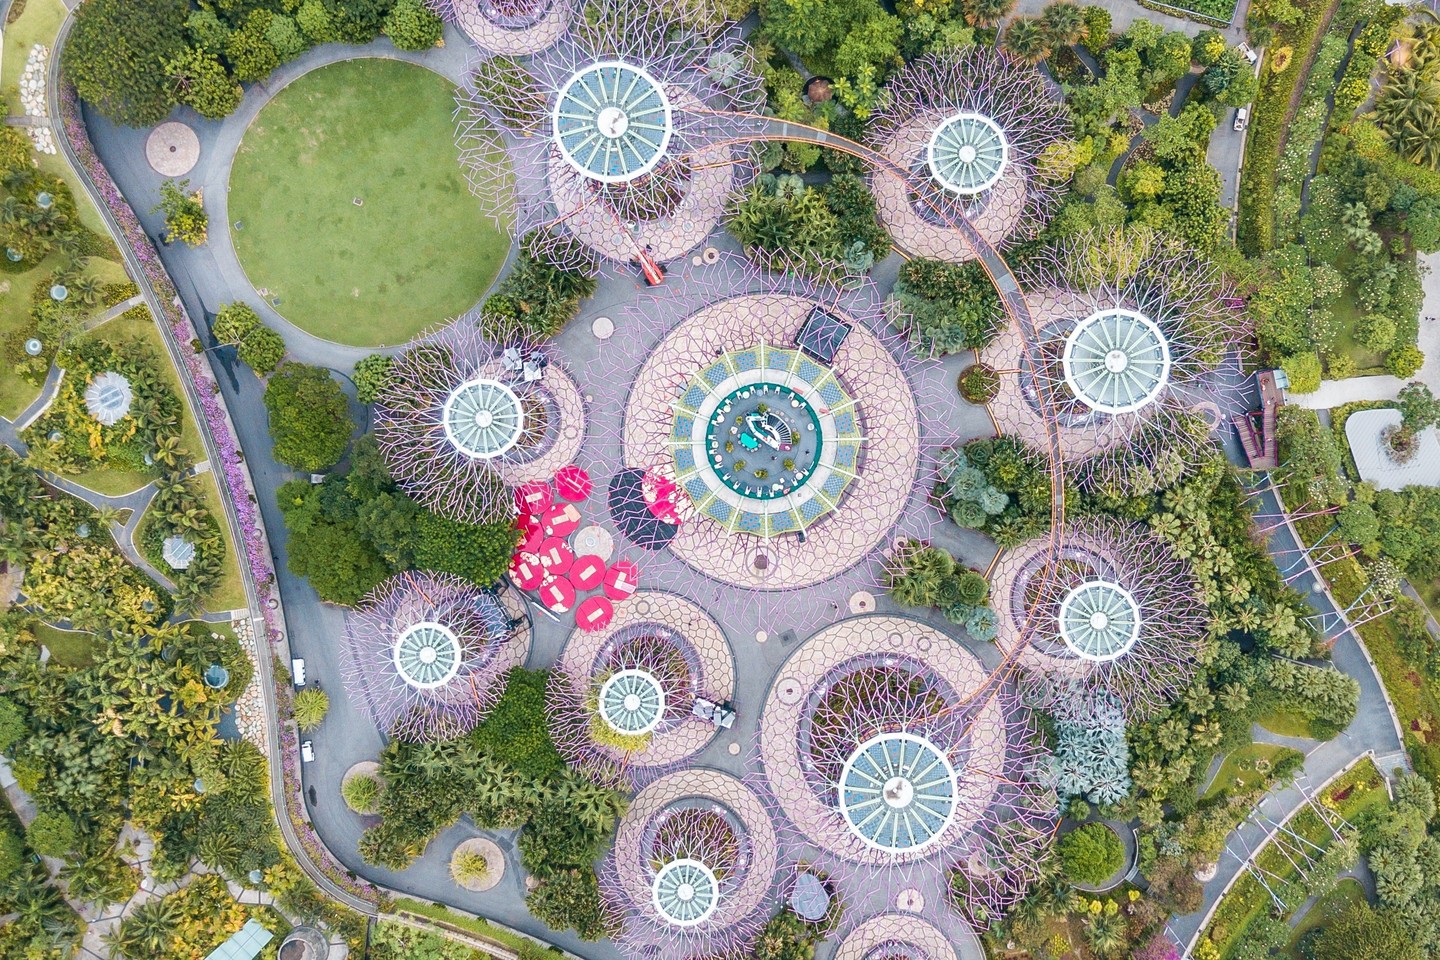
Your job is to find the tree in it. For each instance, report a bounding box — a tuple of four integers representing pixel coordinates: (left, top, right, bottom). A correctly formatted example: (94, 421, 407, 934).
(1358, 313, 1397, 351)
(1405, 194, 1440, 252)
(409, 512, 520, 587)
(263, 362, 354, 472)
(166, 47, 243, 120)
(1313, 905, 1422, 960)
(1039, 1, 1086, 47)
(154, 179, 208, 247)
(1003, 17, 1051, 64)
(237, 324, 286, 375)
(353, 354, 393, 404)
(186, 10, 231, 55)
(284, 517, 388, 605)
(0, 828, 23, 882)
(1387, 344, 1425, 378)
(63, 0, 189, 126)
(226, 11, 281, 82)
(1192, 29, 1226, 66)
(962, 0, 1016, 27)
(211, 303, 261, 345)
(26, 810, 78, 857)
(1057, 823, 1124, 885)
(0, 695, 25, 755)
(1397, 383, 1440, 434)
(384, 0, 444, 51)
(265, 14, 308, 61)
(1337, 501, 1380, 546)
(292, 688, 329, 730)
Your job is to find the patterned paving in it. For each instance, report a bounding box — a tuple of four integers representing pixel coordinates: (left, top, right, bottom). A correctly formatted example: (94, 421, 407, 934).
(755, 616, 1005, 866)
(443, 0, 574, 55)
(551, 591, 735, 777)
(492, 361, 587, 486)
(834, 913, 958, 960)
(622, 294, 919, 588)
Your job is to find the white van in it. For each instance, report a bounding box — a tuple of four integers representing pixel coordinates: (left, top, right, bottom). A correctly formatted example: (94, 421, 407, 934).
(291, 657, 307, 686)
(1234, 107, 1250, 132)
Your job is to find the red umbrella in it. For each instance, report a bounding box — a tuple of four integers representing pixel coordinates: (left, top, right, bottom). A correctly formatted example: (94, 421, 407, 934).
(510, 552, 545, 591)
(540, 576, 577, 613)
(518, 523, 546, 555)
(643, 470, 685, 525)
(571, 555, 606, 591)
(575, 595, 615, 632)
(543, 503, 582, 538)
(538, 539, 574, 577)
(555, 465, 593, 502)
(604, 559, 639, 600)
(515, 481, 553, 515)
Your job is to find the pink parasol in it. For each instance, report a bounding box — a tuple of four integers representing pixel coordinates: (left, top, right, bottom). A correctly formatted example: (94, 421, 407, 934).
(538, 539, 574, 577)
(555, 465, 594, 502)
(571, 555, 606, 591)
(510, 552, 545, 591)
(543, 503, 583, 538)
(603, 559, 639, 600)
(515, 481, 553, 515)
(575, 595, 615, 632)
(540, 576, 577, 613)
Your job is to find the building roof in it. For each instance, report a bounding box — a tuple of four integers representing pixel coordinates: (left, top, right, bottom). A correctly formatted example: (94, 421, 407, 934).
(204, 920, 275, 960)
(795, 306, 852, 365)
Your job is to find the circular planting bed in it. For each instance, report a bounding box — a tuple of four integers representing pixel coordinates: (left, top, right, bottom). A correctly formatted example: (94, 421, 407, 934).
(450, 837, 504, 892)
(228, 59, 512, 346)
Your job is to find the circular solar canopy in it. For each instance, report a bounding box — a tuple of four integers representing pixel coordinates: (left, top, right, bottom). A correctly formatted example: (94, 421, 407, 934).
(1061, 308, 1172, 415)
(651, 857, 720, 926)
(1057, 580, 1141, 662)
(926, 112, 1009, 196)
(838, 732, 958, 853)
(442, 377, 525, 460)
(394, 621, 463, 689)
(84, 372, 133, 426)
(554, 60, 672, 184)
(598, 668, 666, 735)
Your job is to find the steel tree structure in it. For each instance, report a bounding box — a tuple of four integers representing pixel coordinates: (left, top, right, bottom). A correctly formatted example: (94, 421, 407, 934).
(454, 0, 763, 268)
(989, 515, 1207, 720)
(603, 768, 779, 960)
(752, 617, 1057, 925)
(867, 46, 1070, 262)
(984, 230, 1246, 483)
(547, 591, 736, 788)
(429, 0, 576, 56)
(373, 317, 586, 524)
(340, 571, 530, 741)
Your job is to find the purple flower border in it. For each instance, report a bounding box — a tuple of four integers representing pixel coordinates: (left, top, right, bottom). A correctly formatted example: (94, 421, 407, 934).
(58, 81, 382, 909)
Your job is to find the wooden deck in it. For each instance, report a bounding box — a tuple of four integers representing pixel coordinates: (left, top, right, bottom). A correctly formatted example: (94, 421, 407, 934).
(1234, 370, 1281, 470)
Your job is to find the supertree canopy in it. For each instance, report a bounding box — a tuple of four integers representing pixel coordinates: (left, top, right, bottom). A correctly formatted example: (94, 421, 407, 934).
(455, 0, 763, 266)
(373, 318, 585, 524)
(547, 591, 735, 787)
(989, 515, 1207, 720)
(833, 912, 979, 960)
(340, 571, 530, 741)
(429, 0, 576, 56)
(867, 45, 1070, 261)
(604, 768, 778, 960)
(984, 229, 1245, 469)
(753, 616, 1056, 906)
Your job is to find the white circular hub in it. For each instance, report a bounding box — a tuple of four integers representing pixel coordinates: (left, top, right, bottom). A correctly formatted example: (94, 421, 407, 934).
(553, 61, 672, 184)
(838, 732, 958, 853)
(651, 858, 719, 926)
(1060, 308, 1172, 415)
(442, 377, 525, 459)
(926, 111, 1009, 195)
(1057, 580, 1142, 662)
(598, 668, 667, 735)
(394, 621, 463, 689)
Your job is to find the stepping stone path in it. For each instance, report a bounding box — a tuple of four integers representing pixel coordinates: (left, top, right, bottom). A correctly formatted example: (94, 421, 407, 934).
(20, 45, 57, 155)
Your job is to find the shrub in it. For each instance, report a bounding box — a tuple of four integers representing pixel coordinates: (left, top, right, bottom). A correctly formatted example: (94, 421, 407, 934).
(1280, 351, 1322, 393)
(353, 354, 393, 404)
(26, 810, 78, 857)
(237, 324, 286, 375)
(292, 688, 330, 730)
(958, 363, 1000, 403)
(1386, 345, 1425, 378)
(1057, 822, 1125, 885)
(473, 669, 565, 780)
(0, 828, 24, 882)
(1357, 314, 1396, 351)
(212, 302, 261, 345)
(342, 772, 382, 814)
(384, 0, 444, 50)
(154, 178, 208, 247)
(263, 362, 354, 472)
(451, 848, 491, 886)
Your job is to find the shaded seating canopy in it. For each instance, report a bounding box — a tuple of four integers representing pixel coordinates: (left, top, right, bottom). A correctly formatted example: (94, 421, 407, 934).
(576, 595, 615, 632)
(540, 576, 576, 613)
(572, 555, 606, 591)
(795, 306, 852, 365)
(604, 560, 639, 600)
(555, 465, 593, 502)
(609, 468, 678, 550)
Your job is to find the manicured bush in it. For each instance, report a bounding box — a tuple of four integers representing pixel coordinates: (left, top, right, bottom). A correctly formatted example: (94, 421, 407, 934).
(263, 362, 354, 472)
(1386, 345, 1425, 378)
(473, 669, 565, 780)
(384, 0, 444, 50)
(353, 354, 393, 404)
(1280, 351, 1322, 393)
(1057, 822, 1125, 885)
(292, 688, 330, 730)
(958, 364, 1000, 403)
(26, 811, 78, 857)
(342, 772, 382, 814)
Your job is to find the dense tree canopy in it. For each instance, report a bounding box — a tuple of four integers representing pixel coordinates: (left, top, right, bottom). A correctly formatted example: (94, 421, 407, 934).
(263, 363, 354, 472)
(63, 0, 190, 126)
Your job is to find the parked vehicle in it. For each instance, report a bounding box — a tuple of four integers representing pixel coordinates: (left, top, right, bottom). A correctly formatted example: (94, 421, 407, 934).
(291, 657, 307, 686)
(1234, 107, 1250, 132)
(1238, 41, 1259, 64)
(301, 740, 315, 763)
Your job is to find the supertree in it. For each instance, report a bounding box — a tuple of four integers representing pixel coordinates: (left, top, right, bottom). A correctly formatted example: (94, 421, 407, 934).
(833, 911, 983, 960)
(751, 615, 1057, 923)
(603, 768, 779, 960)
(429, 0, 575, 56)
(454, 0, 764, 268)
(547, 591, 735, 788)
(339, 571, 530, 741)
(373, 316, 585, 524)
(989, 515, 1207, 720)
(983, 229, 1248, 480)
(866, 45, 1071, 262)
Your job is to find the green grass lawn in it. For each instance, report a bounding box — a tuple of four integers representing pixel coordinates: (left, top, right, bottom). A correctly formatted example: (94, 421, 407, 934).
(1204, 742, 1296, 799)
(1256, 710, 1328, 741)
(1283, 878, 1366, 959)
(1, 0, 66, 120)
(228, 59, 512, 347)
(1326, 273, 1389, 377)
(31, 620, 99, 667)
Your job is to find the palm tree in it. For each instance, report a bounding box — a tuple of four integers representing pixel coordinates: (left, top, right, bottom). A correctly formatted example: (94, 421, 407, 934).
(71, 275, 102, 306)
(1002, 18, 1052, 65)
(963, 0, 1017, 27)
(0, 197, 24, 226)
(1040, 1, 1085, 46)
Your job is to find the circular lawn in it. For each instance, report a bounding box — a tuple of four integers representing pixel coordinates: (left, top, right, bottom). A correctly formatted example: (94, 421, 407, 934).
(228, 59, 511, 347)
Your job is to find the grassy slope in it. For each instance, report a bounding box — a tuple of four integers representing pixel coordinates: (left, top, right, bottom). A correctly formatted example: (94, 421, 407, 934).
(1204, 743, 1294, 800)
(228, 59, 511, 347)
